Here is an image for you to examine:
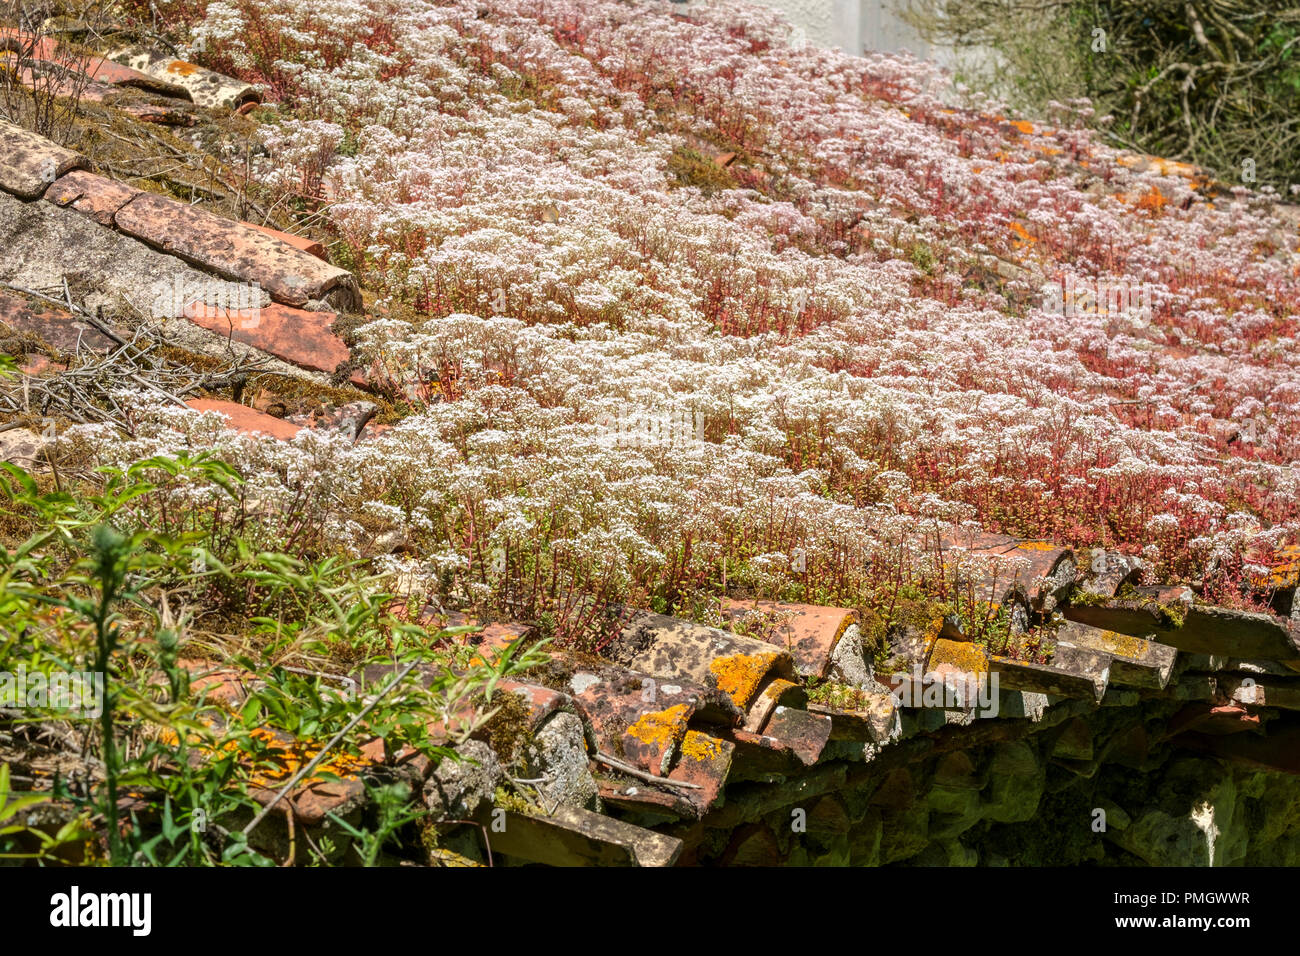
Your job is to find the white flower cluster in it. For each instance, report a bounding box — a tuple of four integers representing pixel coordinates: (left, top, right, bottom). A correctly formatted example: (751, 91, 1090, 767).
(117, 0, 1300, 616)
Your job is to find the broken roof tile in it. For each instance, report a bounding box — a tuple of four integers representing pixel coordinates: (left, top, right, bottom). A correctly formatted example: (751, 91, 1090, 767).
(1218, 674, 1300, 711)
(43, 169, 142, 226)
(945, 533, 1077, 613)
(0, 290, 116, 355)
(1065, 591, 1300, 661)
(82, 54, 191, 98)
(596, 776, 691, 819)
(243, 221, 327, 260)
(664, 730, 735, 812)
(991, 644, 1110, 702)
(608, 609, 796, 710)
(756, 705, 832, 766)
(108, 46, 262, 109)
(1053, 621, 1176, 689)
(564, 665, 705, 776)
(720, 598, 859, 679)
(1076, 549, 1145, 597)
(479, 804, 681, 866)
(0, 29, 190, 98)
(717, 727, 803, 780)
(807, 692, 902, 744)
(741, 676, 806, 732)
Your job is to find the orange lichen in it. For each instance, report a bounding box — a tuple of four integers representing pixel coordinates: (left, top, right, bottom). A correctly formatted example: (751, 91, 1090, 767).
(1014, 540, 1059, 552)
(625, 704, 690, 752)
(166, 60, 200, 76)
(1008, 221, 1036, 248)
(1250, 545, 1300, 589)
(709, 651, 782, 706)
(927, 637, 989, 675)
(1136, 186, 1167, 213)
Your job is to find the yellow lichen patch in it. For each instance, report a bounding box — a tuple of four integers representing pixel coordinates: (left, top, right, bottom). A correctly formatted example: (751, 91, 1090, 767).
(709, 651, 782, 707)
(1096, 630, 1151, 660)
(244, 733, 370, 787)
(927, 637, 989, 675)
(162, 716, 369, 787)
(830, 611, 857, 647)
(678, 730, 723, 763)
(923, 614, 948, 644)
(625, 704, 690, 752)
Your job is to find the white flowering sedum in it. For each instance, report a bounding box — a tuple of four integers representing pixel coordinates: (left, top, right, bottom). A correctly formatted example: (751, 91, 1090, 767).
(85, 0, 1300, 631)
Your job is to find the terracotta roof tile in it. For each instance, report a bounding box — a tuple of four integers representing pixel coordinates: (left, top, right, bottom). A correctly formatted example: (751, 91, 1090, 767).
(184, 398, 303, 440)
(664, 730, 734, 807)
(607, 609, 797, 710)
(243, 222, 326, 259)
(1053, 621, 1177, 689)
(579, 679, 692, 775)
(719, 598, 859, 678)
(113, 191, 360, 309)
(0, 118, 89, 199)
(182, 299, 352, 375)
(480, 804, 681, 866)
(1065, 590, 1300, 660)
(0, 290, 116, 354)
(740, 675, 806, 732)
(990, 644, 1110, 702)
(756, 705, 832, 766)
(43, 169, 142, 226)
(108, 46, 262, 109)
(716, 727, 803, 779)
(944, 533, 1077, 613)
(807, 693, 901, 744)
(82, 54, 191, 98)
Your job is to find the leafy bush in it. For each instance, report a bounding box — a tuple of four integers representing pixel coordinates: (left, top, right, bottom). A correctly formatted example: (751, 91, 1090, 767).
(903, 0, 1300, 191)
(0, 447, 547, 866)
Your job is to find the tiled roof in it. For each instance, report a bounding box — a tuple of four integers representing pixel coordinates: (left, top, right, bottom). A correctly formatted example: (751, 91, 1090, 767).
(0, 78, 366, 394)
(5, 28, 1300, 868)
(140, 537, 1300, 865)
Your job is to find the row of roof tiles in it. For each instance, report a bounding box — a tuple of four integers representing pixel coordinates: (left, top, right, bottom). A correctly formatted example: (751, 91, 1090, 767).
(161, 538, 1300, 863)
(0, 98, 365, 386)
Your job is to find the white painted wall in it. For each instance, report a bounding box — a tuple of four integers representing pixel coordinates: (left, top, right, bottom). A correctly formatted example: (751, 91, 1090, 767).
(742, 0, 933, 58)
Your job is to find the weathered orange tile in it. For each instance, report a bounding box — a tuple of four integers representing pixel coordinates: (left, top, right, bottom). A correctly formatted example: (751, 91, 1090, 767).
(0, 118, 88, 199)
(114, 192, 360, 309)
(0, 291, 116, 354)
(720, 599, 858, 678)
(44, 169, 143, 226)
(185, 398, 303, 440)
(243, 222, 326, 260)
(82, 54, 190, 99)
(183, 300, 352, 375)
